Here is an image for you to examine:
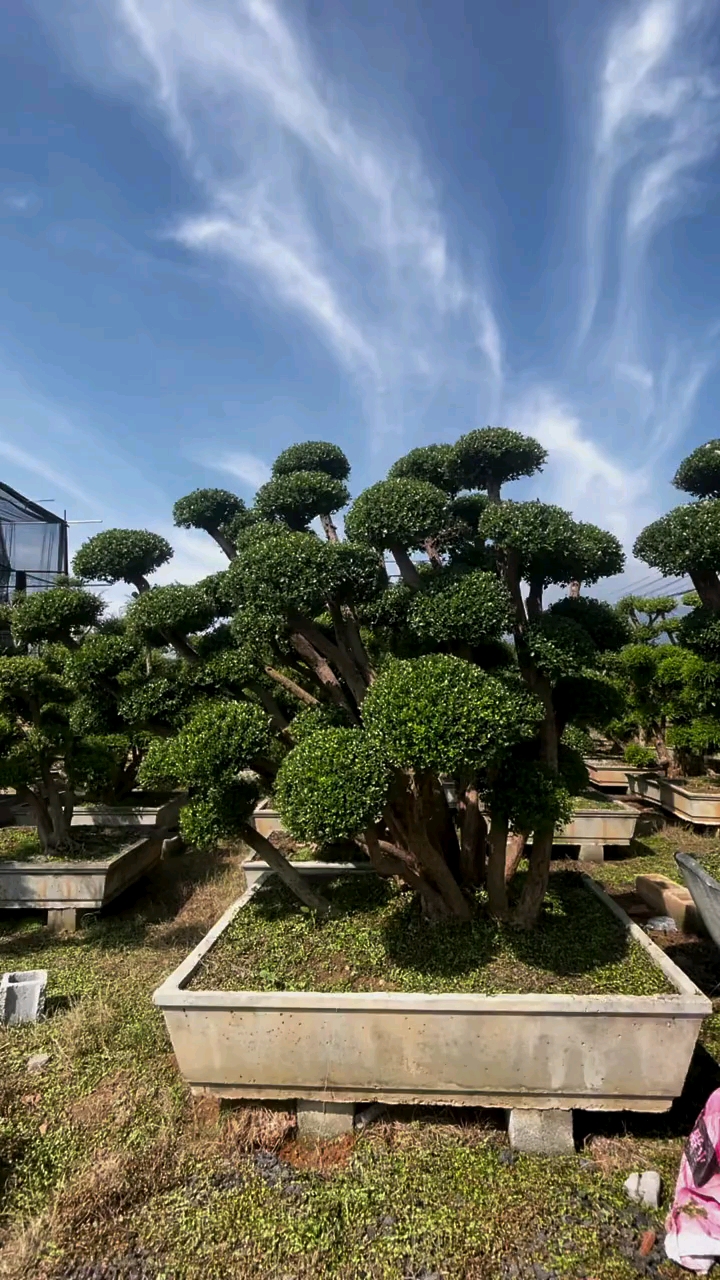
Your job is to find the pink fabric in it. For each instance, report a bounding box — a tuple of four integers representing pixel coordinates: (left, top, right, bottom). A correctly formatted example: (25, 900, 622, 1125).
(666, 1088, 720, 1273)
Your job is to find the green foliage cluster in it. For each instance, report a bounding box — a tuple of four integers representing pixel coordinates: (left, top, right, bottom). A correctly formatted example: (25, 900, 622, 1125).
(172, 488, 246, 533)
(345, 477, 448, 551)
(255, 471, 349, 530)
(454, 427, 547, 491)
(73, 529, 173, 586)
(481, 502, 623, 587)
(271, 440, 350, 481)
(362, 654, 541, 774)
(673, 439, 720, 498)
(275, 727, 389, 843)
(634, 500, 720, 577)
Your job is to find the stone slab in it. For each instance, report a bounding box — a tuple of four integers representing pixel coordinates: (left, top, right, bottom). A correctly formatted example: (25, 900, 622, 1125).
(296, 1100, 355, 1140)
(636, 874, 705, 935)
(0, 969, 47, 1025)
(507, 1107, 575, 1155)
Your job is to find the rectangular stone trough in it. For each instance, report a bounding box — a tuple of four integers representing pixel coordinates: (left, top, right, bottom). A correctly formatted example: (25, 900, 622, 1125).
(153, 865, 710, 1136)
(628, 773, 720, 826)
(250, 799, 285, 839)
(0, 833, 164, 931)
(71, 792, 185, 829)
(585, 759, 650, 793)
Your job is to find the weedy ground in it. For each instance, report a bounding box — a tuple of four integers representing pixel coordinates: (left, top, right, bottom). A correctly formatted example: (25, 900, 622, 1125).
(0, 823, 719, 1278)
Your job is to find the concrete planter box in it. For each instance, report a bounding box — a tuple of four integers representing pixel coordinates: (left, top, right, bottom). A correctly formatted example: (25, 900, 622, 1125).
(628, 774, 720, 825)
(552, 800, 639, 862)
(585, 759, 654, 792)
(250, 799, 285, 839)
(0, 833, 164, 931)
(71, 792, 186, 830)
(153, 866, 709, 1133)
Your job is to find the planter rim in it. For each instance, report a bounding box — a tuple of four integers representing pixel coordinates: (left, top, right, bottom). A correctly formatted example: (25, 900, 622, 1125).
(152, 865, 710, 1016)
(0, 834, 153, 875)
(634, 773, 720, 799)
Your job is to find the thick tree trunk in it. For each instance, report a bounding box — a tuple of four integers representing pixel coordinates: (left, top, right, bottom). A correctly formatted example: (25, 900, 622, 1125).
(486, 814, 509, 918)
(247, 680, 290, 732)
(389, 544, 422, 588)
(690, 568, 720, 613)
(424, 538, 443, 569)
(289, 631, 358, 721)
(526, 578, 544, 619)
(240, 825, 330, 914)
(505, 831, 528, 884)
(327, 603, 371, 705)
(265, 667, 319, 707)
(405, 775, 471, 920)
(568, 580, 581, 598)
(512, 827, 554, 928)
(364, 828, 448, 916)
(209, 527, 237, 561)
(320, 514, 339, 543)
(458, 786, 487, 887)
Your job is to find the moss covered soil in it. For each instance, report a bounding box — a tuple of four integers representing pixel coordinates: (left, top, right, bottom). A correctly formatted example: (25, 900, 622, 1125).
(571, 790, 624, 810)
(0, 825, 148, 864)
(189, 869, 672, 996)
(1, 833, 720, 1278)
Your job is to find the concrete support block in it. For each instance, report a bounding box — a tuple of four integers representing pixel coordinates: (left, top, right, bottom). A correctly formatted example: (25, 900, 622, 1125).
(0, 969, 47, 1025)
(47, 907, 80, 933)
(296, 1099, 355, 1140)
(578, 843, 605, 864)
(507, 1107, 575, 1155)
(636, 874, 704, 934)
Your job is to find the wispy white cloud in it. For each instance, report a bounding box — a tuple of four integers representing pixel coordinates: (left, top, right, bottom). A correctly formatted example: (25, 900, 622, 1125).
(210, 450, 272, 490)
(581, 0, 720, 342)
(0, 439, 99, 510)
(51, 0, 501, 448)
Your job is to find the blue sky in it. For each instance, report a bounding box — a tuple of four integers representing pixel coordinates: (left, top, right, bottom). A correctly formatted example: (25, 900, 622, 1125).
(1, 0, 720, 602)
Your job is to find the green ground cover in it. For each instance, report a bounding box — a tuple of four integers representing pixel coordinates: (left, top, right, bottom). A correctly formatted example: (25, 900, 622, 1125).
(189, 870, 671, 996)
(0, 832, 719, 1278)
(571, 791, 622, 810)
(0, 826, 147, 864)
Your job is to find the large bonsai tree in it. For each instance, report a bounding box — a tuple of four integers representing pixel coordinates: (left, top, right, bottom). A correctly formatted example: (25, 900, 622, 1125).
(131, 430, 626, 928)
(0, 584, 139, 850)
(629, 440, 720, 775)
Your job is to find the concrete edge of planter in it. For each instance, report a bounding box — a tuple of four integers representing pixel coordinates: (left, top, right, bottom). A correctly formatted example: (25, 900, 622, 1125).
(152, 864, 711, 1018)
(0, 833, 157, 876)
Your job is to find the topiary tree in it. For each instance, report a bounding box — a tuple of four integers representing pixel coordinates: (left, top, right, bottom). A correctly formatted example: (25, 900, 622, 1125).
(345, 477, 449, 583)
(172, 488, 247, 560)
(269, 441, 350, 541)
(139, 700, 330, 912)
(81, 426, 625, 927)
(615, 595, 679, 645)
(0, 626, 131, 852)
(254, 472, 349, 536)
(454, 427, 547, 502)
(73, 529, 173, 594)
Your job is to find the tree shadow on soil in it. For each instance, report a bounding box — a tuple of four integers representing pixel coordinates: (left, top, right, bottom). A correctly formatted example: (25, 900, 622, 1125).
(379, 871, 628, 979)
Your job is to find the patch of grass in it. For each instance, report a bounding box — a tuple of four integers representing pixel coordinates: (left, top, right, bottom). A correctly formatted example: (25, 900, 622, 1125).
(674, 776, 720, 793)
(571, 790, 621, 810)
(0, 826, 147, 864)
(0, 829, 710, 1280)
(189, 870, 672, 996)
(586, 828, 720, 892)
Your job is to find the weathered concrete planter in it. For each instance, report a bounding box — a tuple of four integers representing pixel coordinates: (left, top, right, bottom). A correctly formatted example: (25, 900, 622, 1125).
(71, 792, 185, 830)
(628, 773, 720, 826)
(585, 759, 654, 793)
(250, 799, 285, 839)
(153, 865, 710, 1148)
(0, 834, 164, 931)
(549, 800, 640, 863)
